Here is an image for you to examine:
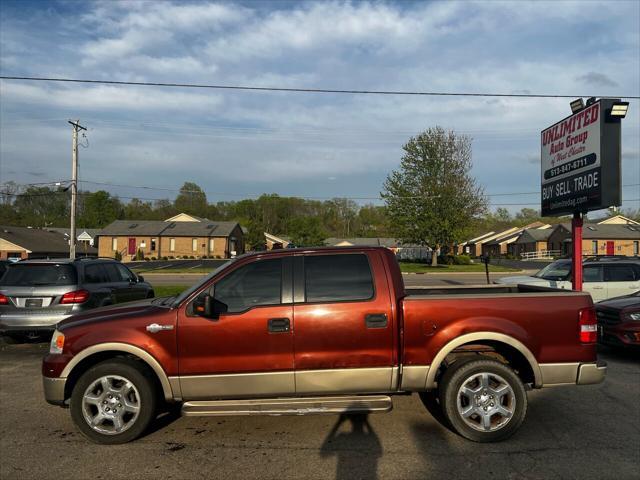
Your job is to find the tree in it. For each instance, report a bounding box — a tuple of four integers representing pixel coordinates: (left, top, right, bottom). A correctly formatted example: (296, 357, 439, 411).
(288, 216, 326, 246)
(79, 191, 123, 228)
(174, 182, 207, 217)
(12, 186, 69, 227)
(382, 127, 488, 265)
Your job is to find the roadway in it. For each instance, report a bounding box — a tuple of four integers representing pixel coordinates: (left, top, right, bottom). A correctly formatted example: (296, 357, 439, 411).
(0, 342, 636, 480)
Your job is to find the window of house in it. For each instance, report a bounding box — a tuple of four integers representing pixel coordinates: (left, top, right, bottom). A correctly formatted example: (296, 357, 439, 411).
(170, 238, 175, 252)
(634, 241, 639, 256)
(112, 238, 117, 251)
(214, 258, 282, 313)
(591, 241, 598, 254)
(151, 238, 156, 251)
(192, 238, 198, 252)
(209, 238, 215, 253)
(304, 254, 374, 303)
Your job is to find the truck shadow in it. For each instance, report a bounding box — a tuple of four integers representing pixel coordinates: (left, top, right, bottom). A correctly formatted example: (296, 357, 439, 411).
(320, 413, 382, 480)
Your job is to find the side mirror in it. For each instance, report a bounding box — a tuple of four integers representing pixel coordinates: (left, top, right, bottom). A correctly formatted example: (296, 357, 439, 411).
(137, 274, 145, 283)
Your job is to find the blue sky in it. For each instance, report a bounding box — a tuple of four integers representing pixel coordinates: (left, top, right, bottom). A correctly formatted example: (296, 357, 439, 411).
(1, 0, 638, 214)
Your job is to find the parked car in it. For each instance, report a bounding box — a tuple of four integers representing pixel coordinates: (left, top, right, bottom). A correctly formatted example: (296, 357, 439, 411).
(0, 258, 154, 341)
(595, 291, 640, 349)
(495, 257, 640, 302)
(42, 246, 605, 444)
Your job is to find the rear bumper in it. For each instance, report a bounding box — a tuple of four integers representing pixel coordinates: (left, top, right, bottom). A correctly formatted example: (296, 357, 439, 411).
(577, 361, 607, 385)
(0, 313, 72, 331)
(43, 376, 67, 406)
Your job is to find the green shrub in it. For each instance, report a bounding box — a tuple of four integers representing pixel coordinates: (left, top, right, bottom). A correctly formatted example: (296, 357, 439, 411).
(114, 250, 122, 261)
(454, 254, 471, 265)
(150, 256, 157, 261)
(162, 256, 168, 261)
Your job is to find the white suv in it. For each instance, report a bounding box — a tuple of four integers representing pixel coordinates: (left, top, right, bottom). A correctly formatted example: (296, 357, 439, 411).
(495, 257, 640, 302)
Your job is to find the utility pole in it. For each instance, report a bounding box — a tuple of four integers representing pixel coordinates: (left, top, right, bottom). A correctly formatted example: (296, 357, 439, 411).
(68, 120, 86, 259)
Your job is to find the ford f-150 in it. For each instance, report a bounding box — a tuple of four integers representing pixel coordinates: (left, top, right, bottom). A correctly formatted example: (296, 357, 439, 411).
(42, 247, 606, 444)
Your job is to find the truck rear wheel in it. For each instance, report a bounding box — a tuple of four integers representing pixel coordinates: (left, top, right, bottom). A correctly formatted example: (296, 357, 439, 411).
(438, 358, 527, 442)
(70, 359, 157, 444)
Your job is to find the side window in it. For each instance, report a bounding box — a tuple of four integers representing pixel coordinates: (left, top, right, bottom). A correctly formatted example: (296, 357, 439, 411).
(115, 264, 135, 282)
(606, 265, 637, 282)
(305, 254, 374, 303)
(102, 263, 125, 282)
(84, 264, 108, 284)
(583, 265, 603, 283)
(214, 258, 282, 313)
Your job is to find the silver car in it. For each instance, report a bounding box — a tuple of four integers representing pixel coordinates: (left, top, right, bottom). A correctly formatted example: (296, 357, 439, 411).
(0, 258, 154, 341)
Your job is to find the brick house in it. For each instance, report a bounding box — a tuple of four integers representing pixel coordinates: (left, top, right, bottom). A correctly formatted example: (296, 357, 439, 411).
(511, 228, 554, 257)
(97, 214, 244, 261)
(547, 223, 640, 257)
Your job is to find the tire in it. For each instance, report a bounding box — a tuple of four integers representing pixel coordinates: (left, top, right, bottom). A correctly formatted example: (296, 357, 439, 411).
(147, 290, 155, 299)
(438, 357, 527, 442)
(70, 359, 158, 444)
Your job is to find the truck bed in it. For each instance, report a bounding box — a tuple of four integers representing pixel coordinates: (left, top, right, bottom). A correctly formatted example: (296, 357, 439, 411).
(404, 284, 582, 297)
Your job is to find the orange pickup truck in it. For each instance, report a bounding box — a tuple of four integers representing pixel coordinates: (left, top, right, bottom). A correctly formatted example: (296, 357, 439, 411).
(43, 247, 606, 444)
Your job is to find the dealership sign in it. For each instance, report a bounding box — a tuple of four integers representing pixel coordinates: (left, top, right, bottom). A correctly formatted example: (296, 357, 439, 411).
(541, 98, 621, 217)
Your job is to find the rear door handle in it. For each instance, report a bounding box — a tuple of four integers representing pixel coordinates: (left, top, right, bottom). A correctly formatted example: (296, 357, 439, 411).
(365, 313, 388, 329)
(268, 317, 290, 333)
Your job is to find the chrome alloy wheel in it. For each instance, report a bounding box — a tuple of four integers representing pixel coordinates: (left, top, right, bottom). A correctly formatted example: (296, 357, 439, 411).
(81, 375, 141, 435)
(456, 372, 516, 432)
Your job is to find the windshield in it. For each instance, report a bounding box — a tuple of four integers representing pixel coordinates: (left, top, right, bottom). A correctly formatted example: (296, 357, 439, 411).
(534, 261, 571, 281)
(0, 263, 77, 286)
(170, 260, 234, 307)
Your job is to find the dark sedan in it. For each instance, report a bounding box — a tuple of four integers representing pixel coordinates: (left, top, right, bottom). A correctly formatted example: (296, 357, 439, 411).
(596, 291, 640, 349)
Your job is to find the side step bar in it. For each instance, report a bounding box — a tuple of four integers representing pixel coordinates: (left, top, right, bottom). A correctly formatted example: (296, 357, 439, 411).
(181, 395, 393, 417)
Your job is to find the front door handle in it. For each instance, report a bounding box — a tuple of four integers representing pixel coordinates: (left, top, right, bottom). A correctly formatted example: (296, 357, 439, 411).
(268, 318, 290, 333)
(365, 313, 388, 329)
(146, 323, 174, 333)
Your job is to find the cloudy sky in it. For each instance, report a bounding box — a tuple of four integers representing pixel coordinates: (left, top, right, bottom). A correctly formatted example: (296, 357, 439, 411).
(1, 0, 638, 213)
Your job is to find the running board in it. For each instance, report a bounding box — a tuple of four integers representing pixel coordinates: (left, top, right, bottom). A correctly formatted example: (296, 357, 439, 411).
(181, 395, 393, 417)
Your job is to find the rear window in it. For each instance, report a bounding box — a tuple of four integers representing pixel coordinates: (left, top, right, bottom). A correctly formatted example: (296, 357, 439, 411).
(305, 254, 374, 303)
(0, 264, 77, 286)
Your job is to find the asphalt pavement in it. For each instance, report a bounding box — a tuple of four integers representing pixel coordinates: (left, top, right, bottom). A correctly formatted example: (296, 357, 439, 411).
(0, 342, 637, 480)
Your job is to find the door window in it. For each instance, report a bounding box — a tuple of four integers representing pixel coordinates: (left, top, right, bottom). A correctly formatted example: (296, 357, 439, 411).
(605, 265, 637, 282)
(84, 264, 109, 284)
(214, 258, 282, 313)
(102, 264, 123, 283)
(115, 264, 135, 282)
(583, 265, 603, 283)
(304, 254, 374, 303)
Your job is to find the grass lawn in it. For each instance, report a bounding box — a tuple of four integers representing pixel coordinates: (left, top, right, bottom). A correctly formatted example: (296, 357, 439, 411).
(399, 262, 519, 273)
(153, 285, 189, 297)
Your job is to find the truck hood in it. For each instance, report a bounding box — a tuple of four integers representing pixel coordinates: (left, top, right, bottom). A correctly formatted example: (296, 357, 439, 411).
(56, 298, 170, 331)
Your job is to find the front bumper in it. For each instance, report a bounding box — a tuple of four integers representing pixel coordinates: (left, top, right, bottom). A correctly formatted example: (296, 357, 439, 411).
(577, 361, 607, 385)
(43, 376, 67, 406)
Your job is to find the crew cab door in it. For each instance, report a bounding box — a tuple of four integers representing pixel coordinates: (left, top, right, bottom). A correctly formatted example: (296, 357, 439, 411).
(292, 251, 395, 394)
(583, 264, 608, 302)
(176, 256, 294, 399)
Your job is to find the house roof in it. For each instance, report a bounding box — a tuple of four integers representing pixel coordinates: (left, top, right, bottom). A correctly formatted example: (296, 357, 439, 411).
(98, 220, 240, 237)
(0, 225, 74, 254)
(47, 227, 101, 239)
(515, 228, 554, 244)
(597, 215, 639, 225)
(264, 233, 292, 245)
(551, 223, 640, 240)
(324, 237, 411, 248)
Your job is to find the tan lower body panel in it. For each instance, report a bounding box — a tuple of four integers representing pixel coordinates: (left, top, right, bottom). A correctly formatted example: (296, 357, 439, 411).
(400, 365, 430, 390)
(294, 367, 396, 394)
(178, 371, 295, 400)
(539, 363, 580, 386)
(181, 395, 393, 417)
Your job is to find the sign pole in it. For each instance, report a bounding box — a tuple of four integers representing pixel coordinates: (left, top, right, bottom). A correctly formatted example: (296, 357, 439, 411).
(571, 212, 583, 291)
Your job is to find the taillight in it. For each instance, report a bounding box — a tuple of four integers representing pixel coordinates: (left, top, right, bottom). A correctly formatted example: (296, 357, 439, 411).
(579, 307, 597, 344)
(0, 293, 8, 305)
(60, 290, 90, 304)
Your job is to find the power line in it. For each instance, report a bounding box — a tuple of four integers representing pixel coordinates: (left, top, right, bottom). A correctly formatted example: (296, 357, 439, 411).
(2, 76, 639, 99)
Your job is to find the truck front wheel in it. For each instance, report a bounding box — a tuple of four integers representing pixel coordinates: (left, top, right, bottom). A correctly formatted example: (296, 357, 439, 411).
(70, 359, 157, 444)
(438, 358, 527, 442)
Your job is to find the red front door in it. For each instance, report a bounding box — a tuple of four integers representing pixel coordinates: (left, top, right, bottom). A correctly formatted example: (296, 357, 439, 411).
(606, 241, 615, 256)
(176, 256, 295, 399)
(128, 237, 136, 255)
